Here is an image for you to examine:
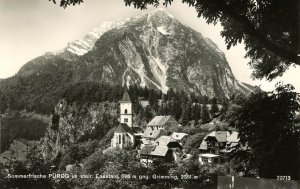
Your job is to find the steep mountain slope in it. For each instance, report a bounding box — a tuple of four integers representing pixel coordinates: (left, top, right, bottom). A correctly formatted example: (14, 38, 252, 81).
(0, 9, 251, 113)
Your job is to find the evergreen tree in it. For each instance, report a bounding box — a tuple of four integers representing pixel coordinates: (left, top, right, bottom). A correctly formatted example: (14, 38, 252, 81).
(148, 89, 158, 110)
(182, 102, 192, 126)
(167, 88, 175, 100)
(190, 92, 197, 102)
(143, 86, 149, 99)
(158, 100, 165, 115)
(219, 100, 229, 121)
(193, 103, 200, 126)
(144, 106, 153, 123)
(201, 103, 210, 123)
(210, 97, 219, 118)
(133, 102, 141, 115)
(202, 95, 209, 104)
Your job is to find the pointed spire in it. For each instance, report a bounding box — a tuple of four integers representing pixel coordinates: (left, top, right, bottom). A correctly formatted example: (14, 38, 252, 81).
(120, 87, 131, 103)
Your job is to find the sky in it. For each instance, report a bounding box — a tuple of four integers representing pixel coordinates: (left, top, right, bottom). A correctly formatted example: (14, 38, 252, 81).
(0, 0, 299, 92)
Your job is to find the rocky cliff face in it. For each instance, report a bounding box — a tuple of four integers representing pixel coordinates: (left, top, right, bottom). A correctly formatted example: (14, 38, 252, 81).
(20, 9, 251, 98)
(1, 9, 251, 113)
(41, 99, 118, 159)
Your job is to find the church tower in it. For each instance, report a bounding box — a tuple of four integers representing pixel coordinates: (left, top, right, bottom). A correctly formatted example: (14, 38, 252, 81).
(120, 88, 133, 127)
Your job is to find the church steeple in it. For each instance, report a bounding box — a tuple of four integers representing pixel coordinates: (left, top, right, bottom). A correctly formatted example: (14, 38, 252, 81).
(120, 87, 133, 127)
(120, 87, 131, 103)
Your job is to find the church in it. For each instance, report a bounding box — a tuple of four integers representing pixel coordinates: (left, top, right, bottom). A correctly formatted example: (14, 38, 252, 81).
(110, 87, 183, 164)
(110, 88, 142, 149)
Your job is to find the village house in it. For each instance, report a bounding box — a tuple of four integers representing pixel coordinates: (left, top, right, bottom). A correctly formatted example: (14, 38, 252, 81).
(146, 115, 179, 130)
(141, 128, 166, 146)
(141, 115, 179, 145)
(170, 132, 188, 145)
(140, 135, 183, 166)
(198, 130, 239, 164)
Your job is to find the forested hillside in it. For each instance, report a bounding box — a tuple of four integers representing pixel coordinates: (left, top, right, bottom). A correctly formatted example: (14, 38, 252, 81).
(0, 112, 49, 153)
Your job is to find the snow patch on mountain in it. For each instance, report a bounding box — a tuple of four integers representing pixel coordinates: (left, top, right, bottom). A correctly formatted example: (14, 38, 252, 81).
(157, 26, 171, 35)
(67, 43, 89, 55)
(149, 8, 174, 18)
(50, 21, 127, 56)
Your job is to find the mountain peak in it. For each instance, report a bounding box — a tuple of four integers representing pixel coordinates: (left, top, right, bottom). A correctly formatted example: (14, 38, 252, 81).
(147, 8, 174, 19)
(16, 10, 253, 99)
(46, 8, 175, 58)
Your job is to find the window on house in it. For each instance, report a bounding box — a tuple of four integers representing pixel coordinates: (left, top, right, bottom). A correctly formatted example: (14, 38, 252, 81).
(124, 118, 128, 122)
(118, 135, 121, 144)
(122, 134, 125, 144)
(202, 157, 208, 162)
(125, 109, 128, 114)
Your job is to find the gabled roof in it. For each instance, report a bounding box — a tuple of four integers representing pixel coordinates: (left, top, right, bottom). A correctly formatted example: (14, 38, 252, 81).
(170, 132, 188, 141)
(120, 88, 131, 103)
(199, 141, 208, 150)
(199, 131, 240, 150)
(140, 145, 169, 157)
(142, 128, 166, 139)
(151, 146, 169, 156)
(155, 136, 177, 146)
(215, 131, 228, 142)
(226, 131, 239, 143)
(147, 115, 176, 126)
(205, 131, 229, 142)
(115, 123, 134, 135)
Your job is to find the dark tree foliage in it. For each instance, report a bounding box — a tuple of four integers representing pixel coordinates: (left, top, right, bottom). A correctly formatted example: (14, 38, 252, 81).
(236, 83, 300, 179)
(50, 0, 299, 80)
(50, 0, 83, 8)
(182, 102, 192, 125)
(62, 83, 124, 105)
(210, 97, 219, 118)
(51, 114, 60, 130)
(219, 100, 229, 121)
(144, 106, 153, 123)
(193, 103, 200, 125)
(2, 146, 53, 189)
(0, 115, 48, 153)
(200, 103, 211, 123)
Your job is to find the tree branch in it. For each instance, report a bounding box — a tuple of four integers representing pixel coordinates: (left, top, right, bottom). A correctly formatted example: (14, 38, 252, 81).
(210, 0, 299, 64)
